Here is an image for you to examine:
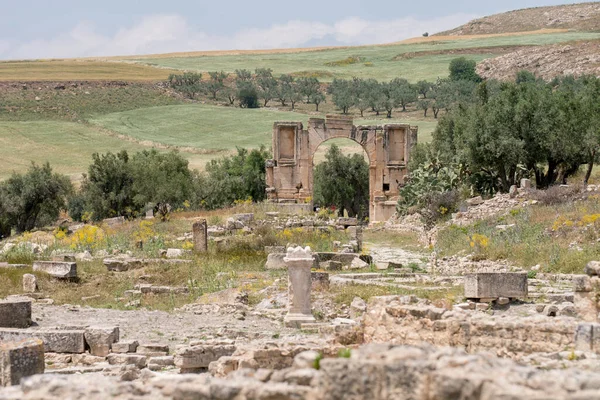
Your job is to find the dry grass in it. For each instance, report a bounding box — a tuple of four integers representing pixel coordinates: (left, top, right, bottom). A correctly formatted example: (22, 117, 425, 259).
(0, 60, 175, 81)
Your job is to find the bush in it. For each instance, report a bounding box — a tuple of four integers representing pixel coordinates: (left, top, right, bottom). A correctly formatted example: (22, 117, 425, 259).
(530, 185, 584, 206)
(72, 150, 195, 221)
(0, 163, 72, 234)
(195, 146, 271, 210)
(237, 82, 259, 108)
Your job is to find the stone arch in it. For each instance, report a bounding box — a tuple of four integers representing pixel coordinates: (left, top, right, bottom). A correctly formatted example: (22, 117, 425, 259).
(266, 115, 417, 222)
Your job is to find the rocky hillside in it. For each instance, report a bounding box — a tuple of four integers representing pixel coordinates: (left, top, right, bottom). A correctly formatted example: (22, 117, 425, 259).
(477, 40, 600, 80)
(437, 2, 600, 35)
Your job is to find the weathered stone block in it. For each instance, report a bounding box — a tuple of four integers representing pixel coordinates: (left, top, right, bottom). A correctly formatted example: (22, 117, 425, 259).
(111, 340, 139, 354)
(0, 339, 44, 386)
(103, 258, 143, 272)
(107, 354, 147, 369)
(137, 343, 169, 356)
(84, 327, 119, 357)
(0, 328, 85, 353)
(234, 213, 254, 223)
(174, 344, 236, 370)
(585, 261, 600, 276)
(464, 273, 527, 300)
(22, 274, 37, 293)
(336, 217, 357, 227)
(320, 260, 342, 271)
(265, 253, 286, 270)
(32, 261, 77, 279)
(0, 299, 32, 328)
(573, 275, 592, 292)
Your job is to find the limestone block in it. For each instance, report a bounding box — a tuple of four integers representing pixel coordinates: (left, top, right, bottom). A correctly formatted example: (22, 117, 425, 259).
(166, 248, 184, 258)
(0, 328, 85, 353)
(509, 185, 518, 198)
(148, 356, 175, 371)
(0, 339, 44, 386)
(284, 246, 316, 328)
(573, 275, 592, 292)
(174, 344, 236, 370)
(375, 262, 390, 270)
(103, 258, 143, 272)
(233, 213, 254, 223)
(350, 257, 369, 270)
(192, 220, 208, 253)
(265, 253, 287, 270)
(585, 261, 600, 276)
(0, 299, 32, 328)
(336, 217, 357, 227)
(107, 354, 147, 369)
(111, 340, 139, 354)
(84, 327, 120, 357)
(137, 343, 169, 356)
(320, 260, 342, 271)
(464, 273, 528, 300)
(22, 274, 37, 293)
(32, 261, 77, 279)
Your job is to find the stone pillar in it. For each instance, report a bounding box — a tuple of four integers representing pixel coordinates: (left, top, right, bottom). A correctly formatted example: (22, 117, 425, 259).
(192, 219, 208, 253)
(284, 246, 316, 328)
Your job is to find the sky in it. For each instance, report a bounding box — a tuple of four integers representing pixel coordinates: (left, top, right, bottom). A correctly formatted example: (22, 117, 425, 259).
(0, 0, 590, 60)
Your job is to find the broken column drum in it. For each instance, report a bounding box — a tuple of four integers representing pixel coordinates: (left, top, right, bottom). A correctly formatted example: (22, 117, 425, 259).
(284, 246, 316, 328)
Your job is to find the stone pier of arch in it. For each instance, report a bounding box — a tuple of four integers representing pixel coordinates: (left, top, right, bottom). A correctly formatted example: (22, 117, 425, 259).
(265, 115, 417, 223)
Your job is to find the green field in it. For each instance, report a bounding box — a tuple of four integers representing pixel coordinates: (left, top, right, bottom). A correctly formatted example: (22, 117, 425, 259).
(0, 121, 216, 180)
(90, 104, 437, 150)
(128, 32, 600, 82)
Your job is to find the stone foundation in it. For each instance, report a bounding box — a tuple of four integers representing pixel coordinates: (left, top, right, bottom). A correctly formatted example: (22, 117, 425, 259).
(363, 296, 577, 356)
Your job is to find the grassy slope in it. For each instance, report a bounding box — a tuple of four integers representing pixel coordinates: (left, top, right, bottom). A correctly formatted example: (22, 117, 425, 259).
(126, 32, 600, 82)
(0, 121, 215, 180)
(90, 104, 438, 151)
(0, 60, 176, 81)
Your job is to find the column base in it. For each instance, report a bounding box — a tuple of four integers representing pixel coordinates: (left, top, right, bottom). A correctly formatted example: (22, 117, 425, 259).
(284, 313, 316, 328)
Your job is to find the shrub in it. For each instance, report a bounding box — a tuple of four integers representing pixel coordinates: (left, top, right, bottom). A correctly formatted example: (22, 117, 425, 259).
(0, 163, 72, 234)
(397, 158, 463, 221)
(530, 185, 584, 206)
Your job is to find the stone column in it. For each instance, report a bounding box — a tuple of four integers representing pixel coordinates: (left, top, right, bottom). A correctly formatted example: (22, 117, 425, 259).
(284, 246, 316, 328)
(193, 220, 208, 253)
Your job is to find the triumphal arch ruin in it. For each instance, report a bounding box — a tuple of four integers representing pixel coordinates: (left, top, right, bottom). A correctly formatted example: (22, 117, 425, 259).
(265, 115, 417, 223)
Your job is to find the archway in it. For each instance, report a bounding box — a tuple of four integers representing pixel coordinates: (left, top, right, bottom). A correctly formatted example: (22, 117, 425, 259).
(265, 115, 417, 223)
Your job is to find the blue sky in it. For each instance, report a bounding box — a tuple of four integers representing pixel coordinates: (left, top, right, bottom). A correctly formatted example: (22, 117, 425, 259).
(0, 0, 589, 59)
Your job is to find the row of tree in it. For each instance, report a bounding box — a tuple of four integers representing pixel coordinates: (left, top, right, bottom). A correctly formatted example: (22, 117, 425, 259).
(168, 57, 483, 117)
(425, 73, 600, 194)
(168, 69, 325, 110)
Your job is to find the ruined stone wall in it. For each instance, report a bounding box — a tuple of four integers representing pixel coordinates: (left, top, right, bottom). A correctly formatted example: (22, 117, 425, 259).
(363, 296, 577, 356)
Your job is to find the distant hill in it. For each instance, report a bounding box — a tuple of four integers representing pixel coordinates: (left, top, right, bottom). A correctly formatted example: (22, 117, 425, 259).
(477, 39, 600, 81)
(436, 2, 600, 36)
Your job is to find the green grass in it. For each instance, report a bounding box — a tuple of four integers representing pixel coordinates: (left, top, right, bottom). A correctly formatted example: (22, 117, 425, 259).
(0, 121, 216, 180)
(90, 104, 438, 153)
(127, 32, 600, 82)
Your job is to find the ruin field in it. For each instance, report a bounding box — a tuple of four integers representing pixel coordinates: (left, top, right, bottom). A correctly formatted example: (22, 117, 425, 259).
(123, 31, 600, 82)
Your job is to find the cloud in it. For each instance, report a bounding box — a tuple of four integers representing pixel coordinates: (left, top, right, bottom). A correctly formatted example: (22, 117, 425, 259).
(0, 13, 477, 60)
